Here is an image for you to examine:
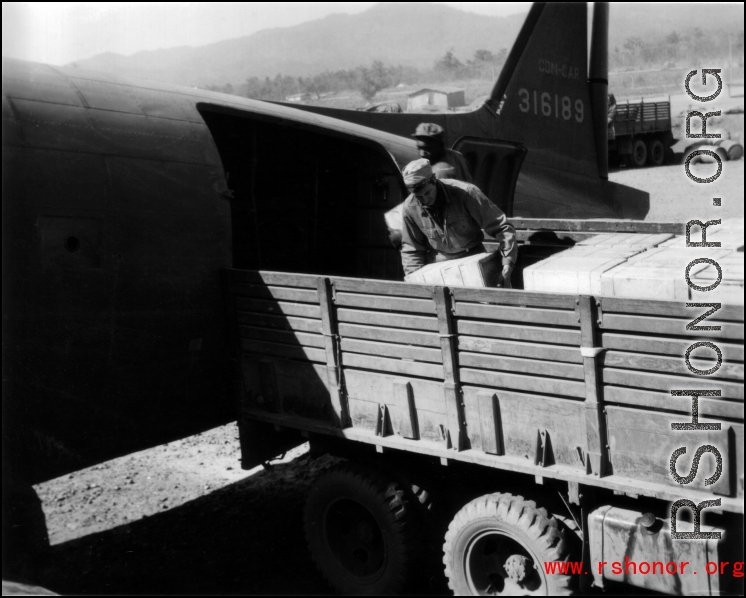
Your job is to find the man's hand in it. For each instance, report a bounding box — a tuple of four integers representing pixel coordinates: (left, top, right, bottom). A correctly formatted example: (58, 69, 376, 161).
(497, 264, 513, 288)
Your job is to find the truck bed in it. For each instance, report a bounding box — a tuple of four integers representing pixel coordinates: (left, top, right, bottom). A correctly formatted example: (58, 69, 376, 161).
(614, 100, 672, 137)
(224, 269, 744, 513)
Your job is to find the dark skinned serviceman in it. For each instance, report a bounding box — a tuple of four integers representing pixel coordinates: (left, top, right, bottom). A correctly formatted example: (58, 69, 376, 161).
(411, 122, 473, 183)
(400, 158, 518, 288)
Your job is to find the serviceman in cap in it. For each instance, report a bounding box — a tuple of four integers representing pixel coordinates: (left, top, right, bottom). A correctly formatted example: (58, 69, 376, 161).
(412, 122, 473, 183)
(385, 123, 474, 251)
(400, 158, 517, 287)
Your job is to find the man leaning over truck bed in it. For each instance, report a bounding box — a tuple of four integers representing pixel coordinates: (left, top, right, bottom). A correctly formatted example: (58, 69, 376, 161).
(400, 158, 518, 288)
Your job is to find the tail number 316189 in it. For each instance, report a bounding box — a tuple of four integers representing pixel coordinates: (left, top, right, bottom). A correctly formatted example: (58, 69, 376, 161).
(518, 88, 584, 123)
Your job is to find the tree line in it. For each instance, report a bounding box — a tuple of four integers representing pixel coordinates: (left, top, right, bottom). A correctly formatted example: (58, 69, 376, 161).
(201, 28, 743, 102)
(610, 27, 743, 69)
(200, 48, 508, 102)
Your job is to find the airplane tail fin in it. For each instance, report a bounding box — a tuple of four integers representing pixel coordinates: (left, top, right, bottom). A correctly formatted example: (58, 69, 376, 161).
(484, 2, 602, 182)
(457, 1, 647, 219)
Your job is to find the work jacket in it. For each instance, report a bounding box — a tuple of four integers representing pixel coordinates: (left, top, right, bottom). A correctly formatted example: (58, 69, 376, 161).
(401, 179, 517, 275)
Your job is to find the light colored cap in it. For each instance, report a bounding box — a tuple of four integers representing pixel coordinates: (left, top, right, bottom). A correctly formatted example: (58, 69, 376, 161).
(402, 158, 433, 186)
(412, 122, 445, 138)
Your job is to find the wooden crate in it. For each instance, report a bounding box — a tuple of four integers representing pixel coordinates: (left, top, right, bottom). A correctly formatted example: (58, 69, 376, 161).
(404, 251, 502, 287)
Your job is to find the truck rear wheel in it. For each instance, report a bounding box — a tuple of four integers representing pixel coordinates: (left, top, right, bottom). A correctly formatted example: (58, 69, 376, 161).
(631, 139, 648, 167)
(443, 493, 572, 596)
(647, 138, 665, 166)
(304, 462, 422, 595)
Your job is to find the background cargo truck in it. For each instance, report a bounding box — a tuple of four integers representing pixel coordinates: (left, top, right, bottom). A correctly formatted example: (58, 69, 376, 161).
(608, 97, 674, 168)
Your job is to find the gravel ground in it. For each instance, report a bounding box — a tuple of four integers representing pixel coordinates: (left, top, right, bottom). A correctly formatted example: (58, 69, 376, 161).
(609, 110, 743, 223)
(610, 158, 744, 222)
(34, 427, 338, 595)
(27, 115, 745, 595)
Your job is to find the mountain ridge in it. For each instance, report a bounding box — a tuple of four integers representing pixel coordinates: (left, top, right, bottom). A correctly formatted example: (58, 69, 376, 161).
(69, 3, 744, 88)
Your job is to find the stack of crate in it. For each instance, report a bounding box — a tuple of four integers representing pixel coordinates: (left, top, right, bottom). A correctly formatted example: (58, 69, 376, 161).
(523, 222, 744, 304)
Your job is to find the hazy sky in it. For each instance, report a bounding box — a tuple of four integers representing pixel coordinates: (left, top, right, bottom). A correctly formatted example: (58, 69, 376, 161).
(2, 2, 533, 66)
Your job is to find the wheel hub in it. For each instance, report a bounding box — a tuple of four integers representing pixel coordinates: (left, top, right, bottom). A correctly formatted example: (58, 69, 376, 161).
(356, 520, 374, 543)
(324, 498, 386, 578)
(465, 530, 547, 595)
(504, 554, 532, 583)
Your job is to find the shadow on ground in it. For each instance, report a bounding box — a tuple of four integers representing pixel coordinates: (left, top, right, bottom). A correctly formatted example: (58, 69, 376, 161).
(37, 456, 334, 595)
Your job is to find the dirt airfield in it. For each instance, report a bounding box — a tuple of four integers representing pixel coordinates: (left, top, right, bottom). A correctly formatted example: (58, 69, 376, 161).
(28, 114, 745, 595)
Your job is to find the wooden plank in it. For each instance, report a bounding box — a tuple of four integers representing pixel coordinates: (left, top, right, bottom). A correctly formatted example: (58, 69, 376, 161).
(599, 297, 744, 322)
(456, 320, 581, 346)
(416, 410, 448, 443)
(335, 292, 435, 315)
(317, 277, 348, 428)
(341, 338, 442, 364)
(459, 352, 585, 380)
(236, 313, 322, 334)
(461, 386, 586, 468)
(338, 323, 441, 348)
(451, 287, 578, 309)
(240, 339, 326, 363)
(458, 336, 583, 364)
(392, 381, 418, 439)
(604, 386, 744, 420)
(337, 308, 439, 332)
(348, 397, 378, 432)
(230, 283, 319, 304)
(602, 333, 745, 362)
(610, 449, 732, 497)
(454, 302, 578, 327)
(270, 359, 331, 420)
(510, 219, 684, 234)
(227, 269, 318, 289)
(344, 369, 446, 415)
(240, 407, 745, 509)
(239, 325, 324, 349)
(578, 295, 608, 478)
(235, 297, 322, 319)
(602, 368, 744, 400)
(477, 392, 503, 455)
(605, 406, 734, 496)
(331, 277, 435, 299)
(434, 286, 466, 451)
(240, 357, 282, 413)
(460, 368, 586, 398)
(342, 352, 444, 380)
(601, 314, 743, 340)
(603, 351, 744, 381)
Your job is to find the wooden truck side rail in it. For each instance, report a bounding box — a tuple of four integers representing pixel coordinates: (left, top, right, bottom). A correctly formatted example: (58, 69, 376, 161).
(224, 269, 744, 513)
(614, 100, 672, 137)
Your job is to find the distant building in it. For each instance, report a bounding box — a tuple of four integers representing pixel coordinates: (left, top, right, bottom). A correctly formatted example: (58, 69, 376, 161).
(406, 87, 466, 111)
(285, 93, 313, 102)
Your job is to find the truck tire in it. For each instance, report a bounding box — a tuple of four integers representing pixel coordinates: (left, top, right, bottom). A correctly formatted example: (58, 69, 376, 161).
(304, 462, 422, 595)
(647, 138, 665, 166)
(631, 139, 647, 167)
(361, 459, 450, 593)
(443, 493, 572, 596)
